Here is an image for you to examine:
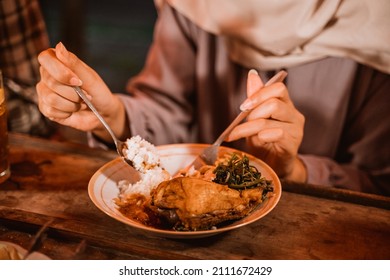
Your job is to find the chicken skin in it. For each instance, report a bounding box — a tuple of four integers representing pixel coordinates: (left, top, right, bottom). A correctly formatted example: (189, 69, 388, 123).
(148, 177, 267, 230)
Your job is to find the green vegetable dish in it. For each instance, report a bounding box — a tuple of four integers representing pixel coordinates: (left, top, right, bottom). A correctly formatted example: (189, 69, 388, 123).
(213, 153, 274, 194)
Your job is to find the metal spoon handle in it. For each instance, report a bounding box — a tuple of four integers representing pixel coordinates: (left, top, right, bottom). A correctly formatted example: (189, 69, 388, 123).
(73, 86, 119, 144)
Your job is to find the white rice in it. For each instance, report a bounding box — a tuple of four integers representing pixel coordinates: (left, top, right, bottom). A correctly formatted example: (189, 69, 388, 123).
(117, 135, 170, 199)
(122, 135, 161, 171)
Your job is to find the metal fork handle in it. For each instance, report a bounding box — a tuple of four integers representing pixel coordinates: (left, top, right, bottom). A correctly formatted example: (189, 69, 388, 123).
(73, 86, 119, 145)
(213, 111, 250, 147)
(212, 70, 288, 147)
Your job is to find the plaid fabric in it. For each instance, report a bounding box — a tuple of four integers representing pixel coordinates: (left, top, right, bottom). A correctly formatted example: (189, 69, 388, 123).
(0, 0, 55, 137)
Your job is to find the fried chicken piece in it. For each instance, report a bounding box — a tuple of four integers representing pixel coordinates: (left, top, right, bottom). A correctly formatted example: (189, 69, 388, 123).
(148, 177, 265, 230)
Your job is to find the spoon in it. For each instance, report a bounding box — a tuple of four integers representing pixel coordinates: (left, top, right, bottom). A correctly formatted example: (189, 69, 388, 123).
(73, 86, 133, 166)
(180, 70, 288, 173)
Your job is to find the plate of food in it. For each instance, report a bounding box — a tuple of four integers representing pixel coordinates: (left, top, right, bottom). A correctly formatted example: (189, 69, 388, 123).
(88, 137, 281, 238)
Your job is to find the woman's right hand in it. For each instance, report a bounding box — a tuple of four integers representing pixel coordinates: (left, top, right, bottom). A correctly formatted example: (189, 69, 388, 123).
(36, 42, 129, 142)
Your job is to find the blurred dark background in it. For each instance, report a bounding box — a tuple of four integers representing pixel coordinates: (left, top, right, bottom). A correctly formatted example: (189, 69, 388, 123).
(39, 0, 157, 93)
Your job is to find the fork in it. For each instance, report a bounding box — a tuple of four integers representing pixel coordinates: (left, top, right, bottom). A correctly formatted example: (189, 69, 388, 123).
(182, 70, 288, 172)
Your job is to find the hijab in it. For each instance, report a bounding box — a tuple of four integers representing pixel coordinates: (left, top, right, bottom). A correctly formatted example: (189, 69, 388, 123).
(162, 0, 390, 74)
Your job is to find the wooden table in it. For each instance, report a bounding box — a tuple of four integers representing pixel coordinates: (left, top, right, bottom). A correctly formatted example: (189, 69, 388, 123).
(1, 133, 389, 260)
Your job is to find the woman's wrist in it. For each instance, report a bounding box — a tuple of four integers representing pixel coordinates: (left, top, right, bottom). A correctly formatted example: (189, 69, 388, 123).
(91, 94, 130, 143)
(108, 94, 131, 140)
(284, 156, 307, 183)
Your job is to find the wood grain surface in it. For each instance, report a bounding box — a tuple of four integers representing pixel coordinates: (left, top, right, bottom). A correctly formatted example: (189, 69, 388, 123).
(1, 133, 389, 260)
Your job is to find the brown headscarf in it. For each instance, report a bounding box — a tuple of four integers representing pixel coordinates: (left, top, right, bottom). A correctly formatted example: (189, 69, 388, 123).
(162, 0, 390, 74)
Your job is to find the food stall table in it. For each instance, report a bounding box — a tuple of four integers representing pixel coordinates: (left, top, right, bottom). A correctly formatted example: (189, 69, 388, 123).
(1, 133, 389, 259)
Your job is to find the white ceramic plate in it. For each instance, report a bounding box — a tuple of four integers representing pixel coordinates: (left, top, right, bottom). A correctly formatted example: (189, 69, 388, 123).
(88, 144, 281, 239)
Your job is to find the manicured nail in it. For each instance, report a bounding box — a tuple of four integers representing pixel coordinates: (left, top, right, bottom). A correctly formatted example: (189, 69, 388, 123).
(241, 69, 260, 111)
(240, 98, 254, 111)
(57, 41, 66, 52)
(248, 69, 259, 76)
(70, 77, 82, 86)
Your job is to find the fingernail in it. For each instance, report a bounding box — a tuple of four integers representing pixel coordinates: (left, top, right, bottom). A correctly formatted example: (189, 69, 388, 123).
(56, 42, 71, 60)
(248, 69, 259, 76)
(70, 77, 82, 86)
(57, 41, 66, 52)
(240, 98, 254, 111)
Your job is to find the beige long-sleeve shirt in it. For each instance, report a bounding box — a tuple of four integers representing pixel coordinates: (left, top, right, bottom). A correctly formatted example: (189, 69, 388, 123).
(92, 5, 390, 195)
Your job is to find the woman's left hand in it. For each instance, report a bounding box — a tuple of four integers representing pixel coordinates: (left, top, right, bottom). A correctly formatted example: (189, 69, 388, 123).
(226, 70, 307, 182)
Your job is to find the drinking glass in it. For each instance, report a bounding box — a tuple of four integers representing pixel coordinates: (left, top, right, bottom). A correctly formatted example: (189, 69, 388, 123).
(0, 70, 10, 183)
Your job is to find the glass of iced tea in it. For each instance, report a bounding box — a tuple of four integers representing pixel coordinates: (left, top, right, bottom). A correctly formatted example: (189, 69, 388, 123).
(0, 70, 10, 183)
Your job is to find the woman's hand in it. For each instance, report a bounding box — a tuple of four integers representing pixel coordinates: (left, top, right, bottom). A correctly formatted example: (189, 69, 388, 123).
(36, 42, 129, 142)
(226, 70, 307, 182)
